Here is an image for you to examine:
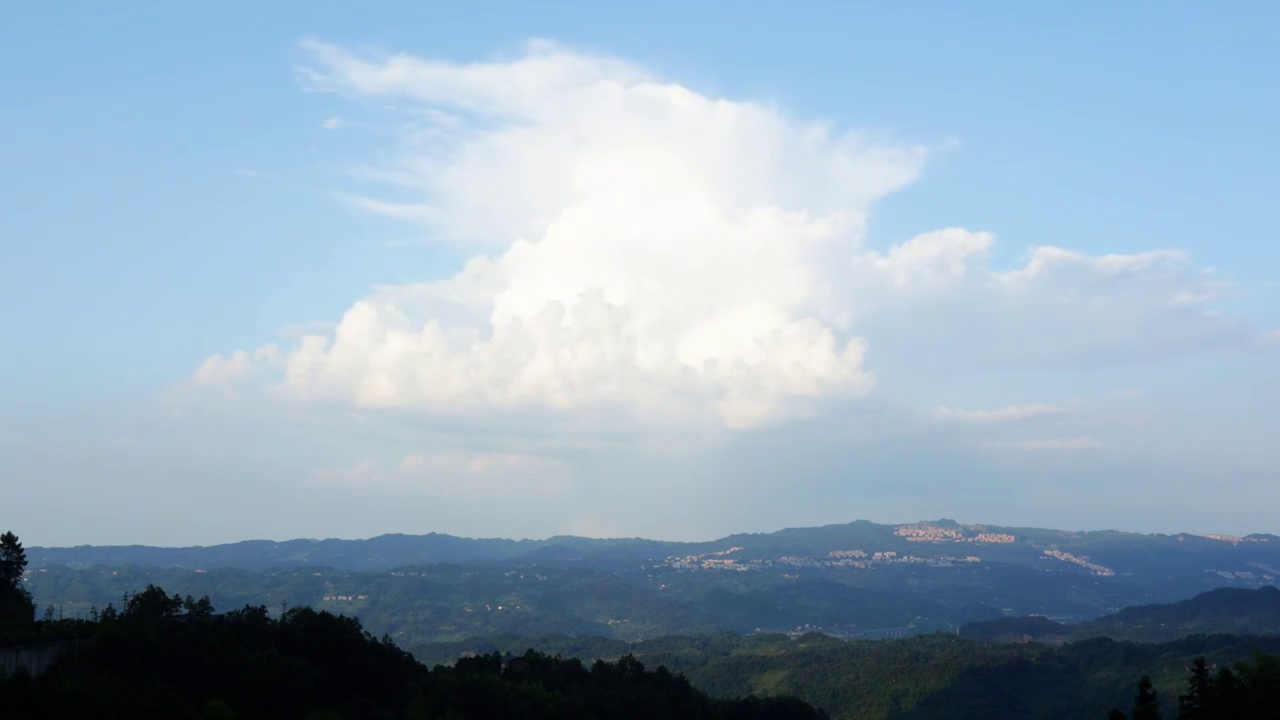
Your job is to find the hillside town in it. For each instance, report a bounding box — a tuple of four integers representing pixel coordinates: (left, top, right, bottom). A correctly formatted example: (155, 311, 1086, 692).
(893, 524, 1017, 544)
(1041, 549, 1115, 577)
(662, 524, 1028, 572)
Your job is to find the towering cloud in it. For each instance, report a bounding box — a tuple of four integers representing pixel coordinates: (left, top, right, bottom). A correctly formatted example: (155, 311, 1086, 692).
(189, 40, 1242, 437)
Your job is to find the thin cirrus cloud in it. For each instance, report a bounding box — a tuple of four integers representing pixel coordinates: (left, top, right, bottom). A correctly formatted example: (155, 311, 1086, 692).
(338, 194, 440, 222)
(310, 451, 574, 498)
(983, 437, 1104, 451)
(184, 39, 1253, 442)
(932, 404, 1070, 424)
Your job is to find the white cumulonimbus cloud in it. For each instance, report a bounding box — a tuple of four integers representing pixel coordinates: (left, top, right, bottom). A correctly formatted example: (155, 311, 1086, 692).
(188, 40, 1244, 433)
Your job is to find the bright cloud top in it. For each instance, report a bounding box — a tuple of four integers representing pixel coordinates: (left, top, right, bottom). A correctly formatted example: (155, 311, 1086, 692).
(290, 39, 931, 429)
(190, 40, 1242, 432)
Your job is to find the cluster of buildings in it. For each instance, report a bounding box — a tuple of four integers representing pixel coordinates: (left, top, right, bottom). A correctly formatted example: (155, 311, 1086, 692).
(792, 552, 983, 570)
(1041, 549, 1115, 576)
(462, 603, 521, 613)
(894, 525, 965, 542)
(663, 548, 983, 572)
(662, 527, 1025, 573)
(781, 623, 915, 640)
(1186, 533, 1269, 544)
(320, 594, 369, 602)
(1207, 568, 1271, 582)
(827, 550, 867, 559)
(893, 524, 1016, 544)
(665, 546, 752, 570)
(1198, 534, 1245, 543)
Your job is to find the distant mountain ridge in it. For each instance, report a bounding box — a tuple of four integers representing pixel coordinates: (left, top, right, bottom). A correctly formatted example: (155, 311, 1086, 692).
(25, 520, 1280, 647)
(28, 519, 1280, 575)
(29, 532, 546, 572)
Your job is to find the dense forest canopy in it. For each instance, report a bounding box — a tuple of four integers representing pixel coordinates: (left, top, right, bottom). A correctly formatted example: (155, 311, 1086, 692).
(1, 580, 823, 719)
(1108, 652, 1280, 720)
(405, 630, 1280, 719)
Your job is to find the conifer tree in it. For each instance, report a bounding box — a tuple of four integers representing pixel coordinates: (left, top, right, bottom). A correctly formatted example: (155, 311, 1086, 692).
(0, 531, 27, 588)
(1177, 656, 1212, 719)
(1132, 676, 1162, 720)
(0, 530, 35, 626)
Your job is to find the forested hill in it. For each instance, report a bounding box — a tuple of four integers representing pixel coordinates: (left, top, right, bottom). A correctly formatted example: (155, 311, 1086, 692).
(962, 586, 1280, 644)
(28, 520, 1280, 635)
(1, 585, 823, 719)
(406, 631, 1280, 720)
(28, 532, 549, 571)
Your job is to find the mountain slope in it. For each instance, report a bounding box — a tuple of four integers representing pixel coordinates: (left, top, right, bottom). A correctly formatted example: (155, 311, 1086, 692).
(26, 521, 1280, 643)
(962, 586, 1280, 643)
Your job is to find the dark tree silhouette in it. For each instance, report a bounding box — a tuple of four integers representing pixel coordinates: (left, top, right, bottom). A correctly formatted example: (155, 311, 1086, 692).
(0, 531, 35, 628)
(1164, 653, 1280, 719)
(121, 584, 185, 622)
(0, 532, 26, 588)
(1177, 657, 1212, 719)
(1, 584, 827, 719)
(1131, 675, 1161, 720)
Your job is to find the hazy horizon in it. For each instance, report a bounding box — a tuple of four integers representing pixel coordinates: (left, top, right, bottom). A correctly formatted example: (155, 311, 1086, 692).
(23, 515, 1280, 551)
(4, 3, 1278, 547)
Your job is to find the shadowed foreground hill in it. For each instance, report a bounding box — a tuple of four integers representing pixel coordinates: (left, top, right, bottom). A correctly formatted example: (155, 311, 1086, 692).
(0, 585, 823, 720)
(1071, 586, 1280, 642)
(8, 581, 1280, 718)
(412, 631, 1280, 719)
(961, 586, 1280, 644)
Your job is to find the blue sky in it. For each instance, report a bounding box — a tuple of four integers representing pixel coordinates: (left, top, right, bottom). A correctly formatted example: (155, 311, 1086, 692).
(3, 1, 1278, 546)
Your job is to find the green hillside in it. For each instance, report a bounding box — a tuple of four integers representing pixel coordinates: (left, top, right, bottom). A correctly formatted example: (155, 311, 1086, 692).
(962, 587, 1280, 644)
(1, 585, 822, 719)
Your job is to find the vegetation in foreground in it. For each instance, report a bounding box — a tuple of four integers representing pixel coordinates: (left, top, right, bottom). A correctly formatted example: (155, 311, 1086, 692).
(1109, 652, 1280, 719)
(0, 531, 36, 635)
(408, 630, 1280, 719)
(3, 579, 822, 718)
